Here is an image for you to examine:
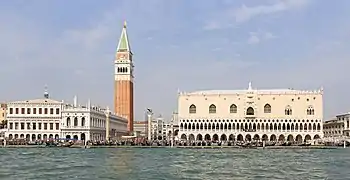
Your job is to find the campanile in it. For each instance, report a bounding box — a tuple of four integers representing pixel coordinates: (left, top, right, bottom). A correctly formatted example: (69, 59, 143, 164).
(114, 21, 134, 133)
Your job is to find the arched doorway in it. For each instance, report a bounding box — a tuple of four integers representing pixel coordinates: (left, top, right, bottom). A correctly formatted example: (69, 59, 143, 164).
(220, 134, 227, 141)
(213, 134, 219, 141)
(55, 134, 59, 139)
(37, 134, 42, 140)
(262, 134, 268, 141)
(31, 134, 35, 141)
(73, 135, 78, 140)
(81, 133, 86, 141)
(180, 134, 187, 140)
(66, 135, 71, 139)
(305, 134, 311, 141)
(228, 134, 235, 141)
(296, 134, 302, 143)
(270, 134, 276, 141)
(188, 134, 195, 141)
(20, 134, 24, 139)
(253, 134, 260, 141)
(314, 134, 320, 139)
(237, 134, 243, 141)
(9, 134, 13, 139)
(26, 134, 30, 141)
(196, 134, 203, 141)
(204, 134, 211, 141)
(43, 134, 47, 140)
(287, 135, 293, 142)
(49, 134, 53, 139)
(278, 135, 285, 141)
(245, 134, 252, 141)
(14, 134, 18, 139)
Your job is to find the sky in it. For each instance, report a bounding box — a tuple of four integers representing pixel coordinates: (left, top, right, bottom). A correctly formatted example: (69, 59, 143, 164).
(1, 0, 350, 121)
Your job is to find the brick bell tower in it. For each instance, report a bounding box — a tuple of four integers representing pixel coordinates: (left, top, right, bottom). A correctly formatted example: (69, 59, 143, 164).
(114, 21, 134, 133)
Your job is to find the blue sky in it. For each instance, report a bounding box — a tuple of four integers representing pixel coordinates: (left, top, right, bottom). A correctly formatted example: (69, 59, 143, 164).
(1, 0, 350, 121)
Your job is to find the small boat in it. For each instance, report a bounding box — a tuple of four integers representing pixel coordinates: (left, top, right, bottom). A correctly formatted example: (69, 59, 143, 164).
(45, 142, 58, 147)
(282, 142, 292, 146)
(57, 141, 74, 147)
(298, 142, 311, 146)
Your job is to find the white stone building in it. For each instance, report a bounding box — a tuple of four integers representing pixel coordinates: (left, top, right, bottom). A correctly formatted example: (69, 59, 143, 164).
(5, 91, 63, 141)
(61, 96, 128, 141)
(134, 121, 148, 137)
(177, 83, 323, 143)
(323, 113, 350, 137)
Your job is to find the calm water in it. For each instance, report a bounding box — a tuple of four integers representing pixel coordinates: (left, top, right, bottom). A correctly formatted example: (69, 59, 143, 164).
(0, 147, 349, 180)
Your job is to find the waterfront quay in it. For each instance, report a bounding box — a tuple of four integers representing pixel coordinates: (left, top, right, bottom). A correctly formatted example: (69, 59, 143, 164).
(1, 139, 348, 149)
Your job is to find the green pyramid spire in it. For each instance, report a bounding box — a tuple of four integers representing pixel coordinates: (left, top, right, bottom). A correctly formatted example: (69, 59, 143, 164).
(117, 21, 131, 52)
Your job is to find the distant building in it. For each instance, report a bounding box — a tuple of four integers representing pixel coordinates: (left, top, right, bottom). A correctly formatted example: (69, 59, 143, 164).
(0, 103, 7, 128)
(5, 90, 63, 141)
(60, 96, 128, 141)
(177, 82, 323, 142)
(324, 113, 350, 137)
(152, 117, 164, 140)
(5, 90, 128, 142)
(133, 121, 148, 137)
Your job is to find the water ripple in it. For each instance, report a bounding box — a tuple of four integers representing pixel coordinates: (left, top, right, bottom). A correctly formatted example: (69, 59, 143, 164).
(0, 148, 350, 179)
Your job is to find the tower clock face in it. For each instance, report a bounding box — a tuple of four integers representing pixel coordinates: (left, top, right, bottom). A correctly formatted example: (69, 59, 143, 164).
(119, 54, 126, 60)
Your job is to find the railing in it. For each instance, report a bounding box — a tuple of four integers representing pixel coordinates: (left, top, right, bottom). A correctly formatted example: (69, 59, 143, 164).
(61, 126, 90, 129)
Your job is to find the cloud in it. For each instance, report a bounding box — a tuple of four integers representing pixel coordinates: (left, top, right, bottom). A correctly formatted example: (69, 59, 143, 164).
(247, 34, 260, 44)
(234, 0, 310, 23)
(203, 21, 222, 30)
(202, 0, 310, 30)
(247, 31, 277, 44)
(264, 32, 277, 39)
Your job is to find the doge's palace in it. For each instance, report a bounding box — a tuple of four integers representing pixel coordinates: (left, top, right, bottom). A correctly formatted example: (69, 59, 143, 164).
(177, 83, 323, 143)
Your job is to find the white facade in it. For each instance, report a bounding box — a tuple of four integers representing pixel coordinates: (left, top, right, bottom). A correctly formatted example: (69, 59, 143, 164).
(5, 97, 63, 141)
(324, 113, 350, 137)
(177, 83, 324, 142)
(61, 98, 128, 141)
(134, 121, 148, 137)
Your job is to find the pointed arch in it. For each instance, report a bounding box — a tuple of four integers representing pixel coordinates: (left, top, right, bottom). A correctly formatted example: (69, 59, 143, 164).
(230, 104, 237, 113)
(189, 104, 196, 114)
(285, 105, 292, 115)
(307, 105, 314, 115)
(264, 104, 271, 113)
(209, 104, 216, 114)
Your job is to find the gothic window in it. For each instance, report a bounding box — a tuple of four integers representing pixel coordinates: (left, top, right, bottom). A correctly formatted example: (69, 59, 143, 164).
(230, 104, 237, 113)
(285, 105, 292, 115)
(81, 117, 85, 126)
(189, 104, 196, 114)
(246, 107, 254, 115)
(307, 106, 315, 115)
(264, 104, 271, 113)
(209, 104, 216, 114)
(74, 117, 78, 126)
(66, 117, 71, 126)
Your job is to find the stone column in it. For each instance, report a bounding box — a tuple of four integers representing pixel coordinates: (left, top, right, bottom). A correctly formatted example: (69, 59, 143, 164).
(105, 107, 110, 141)
(147, 109, 153, 141)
